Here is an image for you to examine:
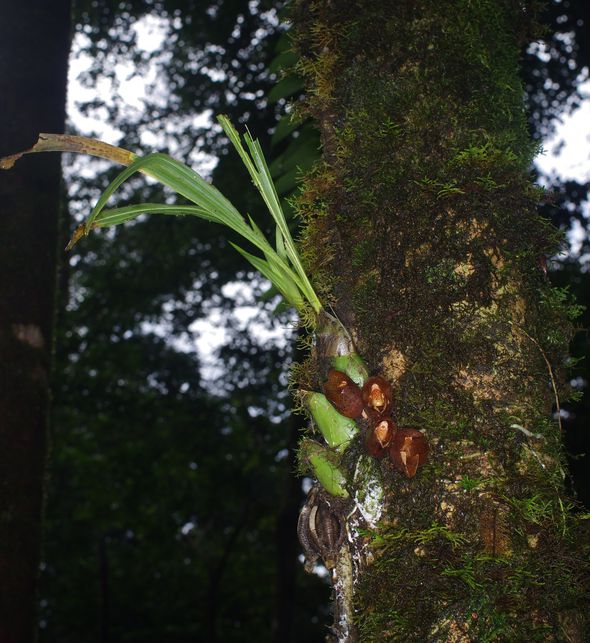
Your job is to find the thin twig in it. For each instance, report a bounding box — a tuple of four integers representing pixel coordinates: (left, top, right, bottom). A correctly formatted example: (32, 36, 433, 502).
(509, 321, 562, 433)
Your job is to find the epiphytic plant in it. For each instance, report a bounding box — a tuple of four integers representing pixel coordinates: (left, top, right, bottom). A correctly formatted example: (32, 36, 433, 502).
(1, 118, 429, 640)
(2, 117, 322, 317)
(321, 369, 428, 474)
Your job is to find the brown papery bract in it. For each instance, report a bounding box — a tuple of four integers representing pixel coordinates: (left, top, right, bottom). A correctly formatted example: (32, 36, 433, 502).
(388, 428, 429, 478)
(364, 418, 397, 458)
(362, 376, 393, 416)
(323, 369, 364, 418)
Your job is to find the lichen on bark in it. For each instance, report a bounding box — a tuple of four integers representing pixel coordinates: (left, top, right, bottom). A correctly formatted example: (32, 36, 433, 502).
(291, 0, 589, 640)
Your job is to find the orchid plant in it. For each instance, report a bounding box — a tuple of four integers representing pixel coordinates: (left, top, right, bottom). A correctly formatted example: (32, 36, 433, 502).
(1, 116, 371, 495)
(2, 116, 432, 641)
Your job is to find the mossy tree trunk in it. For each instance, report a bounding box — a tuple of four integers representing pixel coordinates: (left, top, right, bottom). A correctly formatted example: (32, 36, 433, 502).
(0, 3, 70, 641)
(292, 1, 589, 640)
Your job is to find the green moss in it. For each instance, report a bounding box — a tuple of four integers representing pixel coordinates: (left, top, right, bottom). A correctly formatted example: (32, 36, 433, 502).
(292, 0, 588, 638)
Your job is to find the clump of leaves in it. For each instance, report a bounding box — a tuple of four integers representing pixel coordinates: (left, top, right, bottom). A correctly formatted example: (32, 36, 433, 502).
(1, 116, 322, 318)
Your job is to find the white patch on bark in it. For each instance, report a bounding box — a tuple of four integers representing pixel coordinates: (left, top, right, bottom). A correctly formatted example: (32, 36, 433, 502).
(352, 455, 384, 527)
(332, 539, 356, 642)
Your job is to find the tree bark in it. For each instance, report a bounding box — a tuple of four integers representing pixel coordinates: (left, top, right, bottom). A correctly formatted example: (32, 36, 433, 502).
(0, 2, 70, 641)
(293, 1, 589, 640)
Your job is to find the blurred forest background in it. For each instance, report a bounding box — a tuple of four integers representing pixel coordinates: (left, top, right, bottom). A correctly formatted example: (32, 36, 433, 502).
(1, 1, 590, 641)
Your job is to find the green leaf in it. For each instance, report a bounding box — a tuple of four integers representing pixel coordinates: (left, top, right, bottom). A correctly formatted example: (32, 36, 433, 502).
(267, 75, 305, 103)
(24, 120, 324, 317)
(275, 225, 287, 260)
(273, 168, 300, 197)
(304, 392, 358, 451)
(91, 204, 211, 228)
(271, 113, 301, 146)
(269, 133, 319, 177)
(231, 242, 303, 310)
(299, 439, 349, 498)
(218, 115, 322, 313)
(268, 48, 298, 75)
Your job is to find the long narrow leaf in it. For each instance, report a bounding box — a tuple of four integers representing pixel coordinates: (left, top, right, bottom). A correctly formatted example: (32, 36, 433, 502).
(218, 116, 322, 313)
(246, 137, 321, 309)
(0, 133, 136, 170)
(275, 225, 287, 260)
(92, 204, 213, 228)
(231, 243, 304, 309)
(243, 215, 314, 298)
(88, 152, 246, 236)
(10, 124, 324, 316)
(82, 154, 266, 255)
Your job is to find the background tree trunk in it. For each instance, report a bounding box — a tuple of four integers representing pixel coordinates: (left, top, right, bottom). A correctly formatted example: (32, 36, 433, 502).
(272, 413, 306, 643)
(0, 2, 71, 641)
(293, 1, 589, 640)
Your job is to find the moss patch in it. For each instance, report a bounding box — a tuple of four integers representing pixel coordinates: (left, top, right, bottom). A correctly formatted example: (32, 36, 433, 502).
(292, 0, 589, 638)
